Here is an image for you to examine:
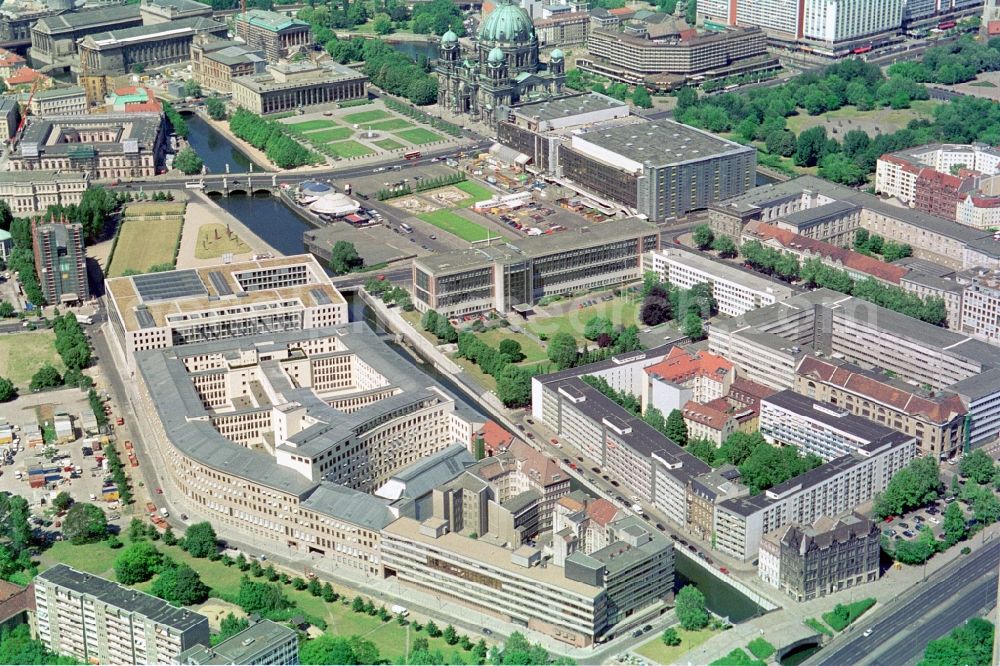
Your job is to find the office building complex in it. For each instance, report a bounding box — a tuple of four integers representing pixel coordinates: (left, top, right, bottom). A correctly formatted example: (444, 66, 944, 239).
(231, 61, 367, 115)
(233, 9, 312, 62)
(78, 16, 227, 74)
(710, 288, 1000, 455)
(175, 617, 298, 665)
(436, 0, 567, 126)
(35, 564, 210, 665)
(0, 171, 89, 214)
(381, 512, 672, 647)
(642, 247, 794, 316)
(760, 389, 912, 461)
(581, 24, 775, 89)
(133, 324, 483, 576)
(106, 255, 347, 369)
(758, 514, 880, 601)
(32, 218, 89, 305)
(9, 113, 167, 179)
(534, 12, 590, 47)
(190, 36, 266, 94)
(708, 175, 1000, 271)
(412, 218, 659, 317)
(29, 86, 87, 116)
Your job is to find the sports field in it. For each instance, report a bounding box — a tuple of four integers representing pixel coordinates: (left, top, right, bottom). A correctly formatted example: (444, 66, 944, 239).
(107, 218, 182, 277)
(418, 210, 498, 243)
(0, 330, 65, 388)
(455, 181, 494, 200)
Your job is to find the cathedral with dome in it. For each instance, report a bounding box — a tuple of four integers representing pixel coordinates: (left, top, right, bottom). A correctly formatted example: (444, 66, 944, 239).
(435, 0, 566, 125)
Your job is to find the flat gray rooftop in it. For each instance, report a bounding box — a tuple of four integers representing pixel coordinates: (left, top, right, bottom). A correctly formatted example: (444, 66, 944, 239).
(575, 118, 750, 167)
(512, 91, 626, 123)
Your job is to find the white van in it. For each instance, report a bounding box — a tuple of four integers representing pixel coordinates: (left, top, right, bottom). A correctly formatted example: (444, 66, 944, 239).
(391, 604, 409, 617)
(159, 507, 169, 518)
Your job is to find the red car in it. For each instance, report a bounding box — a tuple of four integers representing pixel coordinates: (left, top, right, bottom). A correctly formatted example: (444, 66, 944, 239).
(885, 516, 894, 523)
(720, 566, 730, 575)
(155, 488, 162, 494)
(550, 438, 559, 445)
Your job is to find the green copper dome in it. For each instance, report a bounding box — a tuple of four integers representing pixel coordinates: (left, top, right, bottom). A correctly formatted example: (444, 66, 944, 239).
(550, 47, 564, 60)
(479, 0, 534, 43)
(441, 29, 458, 44)
(488, 46, 505, 63)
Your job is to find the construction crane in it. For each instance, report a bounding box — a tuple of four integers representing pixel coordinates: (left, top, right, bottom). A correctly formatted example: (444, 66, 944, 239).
(15, 75, 42, 138)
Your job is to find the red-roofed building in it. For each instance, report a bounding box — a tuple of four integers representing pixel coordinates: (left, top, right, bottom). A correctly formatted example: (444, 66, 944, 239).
(794, 355, 966, 458)
(643, 347, 735, 413)
(5, 67, 51, 89)
(989, 20, 1000, 35)
(914, 167, 976, 221)
(748, 223, 909, 285)
(608, 7, 636, 17)
(682, 399, 740, 445)
(476, 419, 515, 456)
(0, 49, 25, 79)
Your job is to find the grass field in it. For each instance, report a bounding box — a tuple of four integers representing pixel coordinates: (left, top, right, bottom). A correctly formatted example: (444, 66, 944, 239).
(122, 202, 186, 218)
(473, 327, 547, 362)
(326, 140, 374, 158)
(38, 537, 477, 662)
(195, 223, 251, 260)
(344, 109, 392, 124)
(526, 297, 638, 340)
(784, 100, 941, 137)
(306, 127, 354, 143)
(0, 330, 65, 388)
(394, 128, 442, 145)
(365, 119, 414, 131)
(287, 119, 339, 132)
(635, 627, 718, 665)
(374, 138, 405, 151)
(418, 210, 497, 243)
(107, 218, 182, 277)
(455, 181, 495, 200)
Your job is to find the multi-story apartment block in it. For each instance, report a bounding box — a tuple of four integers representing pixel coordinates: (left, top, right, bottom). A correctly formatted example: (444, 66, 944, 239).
(642, 247, 794, 317)
(957, 267, 1000, 345)
(412, 218, 660, 317)
(956, 192, 1000, 230)
(29, 86, 87, 116)
(135, 324, 483, 576)
(231, 61, 367, 115)
(758, 513, 880, 601)
(551, 491, 622, 565)
(381, 512, 672, 647)
(642, 346, 735, 414)
(35, 564, 210, 665)
(32, 219, 89, 305)
(174, 617, 298, 665)
(712, 288, 999, 455)
(106, 255, 347, 369)
(0, 171, 89, 214)
(9, 113, 167, 180)
(190, 36, 266, 94)
(914, 168, 977, 222)
(760, 389, 912, 461)
(534, 12, 590, 46)
(233, 9, 312, 62)
(801, 0, 903, 48)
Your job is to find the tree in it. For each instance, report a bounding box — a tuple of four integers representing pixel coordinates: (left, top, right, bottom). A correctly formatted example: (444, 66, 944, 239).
(632, 86, 653, 109)
(114, 541, 163, 584)
(662, 627, 681, 646)
(29, 364, 62, 391)
(584, 316, 614, 341)
(236, 576, 290, 614)
(372, 13, 393, 34)
(712, 235, 737, 258)
(217, 613, 249, 643)
(920, 617, 994, 666)
(666, 409, 688, 446)
(322, 582, 337, 602)
(0, 624, 76, 665)
(421, 310, 440, 333)
(173, 147, 204, 175)
(62, 502, 106, 544)
(794, 126, 828, 167)
(675, 585, 709, 630)
(765, 130, 797, 157)
(205, 96, 227, 120)
(961, 449, 996, 485)
(640, 285, 671, 326)
(184, 522, 218, 558)
(495, 632, 550, 665)
(739, 442, 822, 495)
(497, 338, 524, 362)
(329, 241, 362, 274)
(0, 302, 14, 318)
(496, 364, 531, 408)
(300, 635, 360, 665)
(52, 492, 72, 512)
(0, 378, 13, 403)
(682, 312, 704, 340)
(685, 0, 697, 24)
(425, 620, 442, 637)
(0, 201, 11, 232)
(819, 152, 866, 186)
(942, 501, 967, 547)
(308, 577, 323, 596)
(547, 332, 578, 370)
(894, 525, 939, 564)
(443, 624, 458, 645)
(184, 78, 202, 97)
(151, 564, 210, 605)
(131, 63, 145, 74)
(692, 224, 714, 250)
(873, 457, 941, 519)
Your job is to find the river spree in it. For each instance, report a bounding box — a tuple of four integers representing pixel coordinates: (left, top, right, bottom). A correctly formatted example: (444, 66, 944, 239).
(185, 113, 258, 175)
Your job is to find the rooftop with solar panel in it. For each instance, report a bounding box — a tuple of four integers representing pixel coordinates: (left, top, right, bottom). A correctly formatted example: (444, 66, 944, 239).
(106, 254, 347, 369)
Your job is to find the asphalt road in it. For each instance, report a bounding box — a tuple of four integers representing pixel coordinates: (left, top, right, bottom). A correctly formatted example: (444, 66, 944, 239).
(808, 537, 1000, 666)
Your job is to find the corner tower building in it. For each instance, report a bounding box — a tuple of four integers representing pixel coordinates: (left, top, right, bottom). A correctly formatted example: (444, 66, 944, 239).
(436, 0, 566, 126)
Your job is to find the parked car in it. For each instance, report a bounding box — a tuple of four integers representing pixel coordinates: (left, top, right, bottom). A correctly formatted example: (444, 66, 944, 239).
(902, 530, 916, 538)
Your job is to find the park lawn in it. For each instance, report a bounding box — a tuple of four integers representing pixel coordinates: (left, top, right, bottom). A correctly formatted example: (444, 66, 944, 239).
(195, 223, 251, 260)
(418, 210, 498, 243)
(635, 627, 718, 665)
(366, 119, 414, 131)
(526, 298, 638, 340)
(344, 109, 392, 124)
(374, 138, 405, 151)
(784, 100, 941, 136)
(474, 327, 547, 362)
(327, 140, 374, 158)
(455, 181, 495, 200)
(38, 537, 476, 662)
(0, 330, 66, 388)
(122, 202, 186, 218)
(286, 119, 339, 132)
(394, 128, 442, 145)
(452, 355, 497, 392)
(306, 127, 354, 143)
(107, 218, 182, 277)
